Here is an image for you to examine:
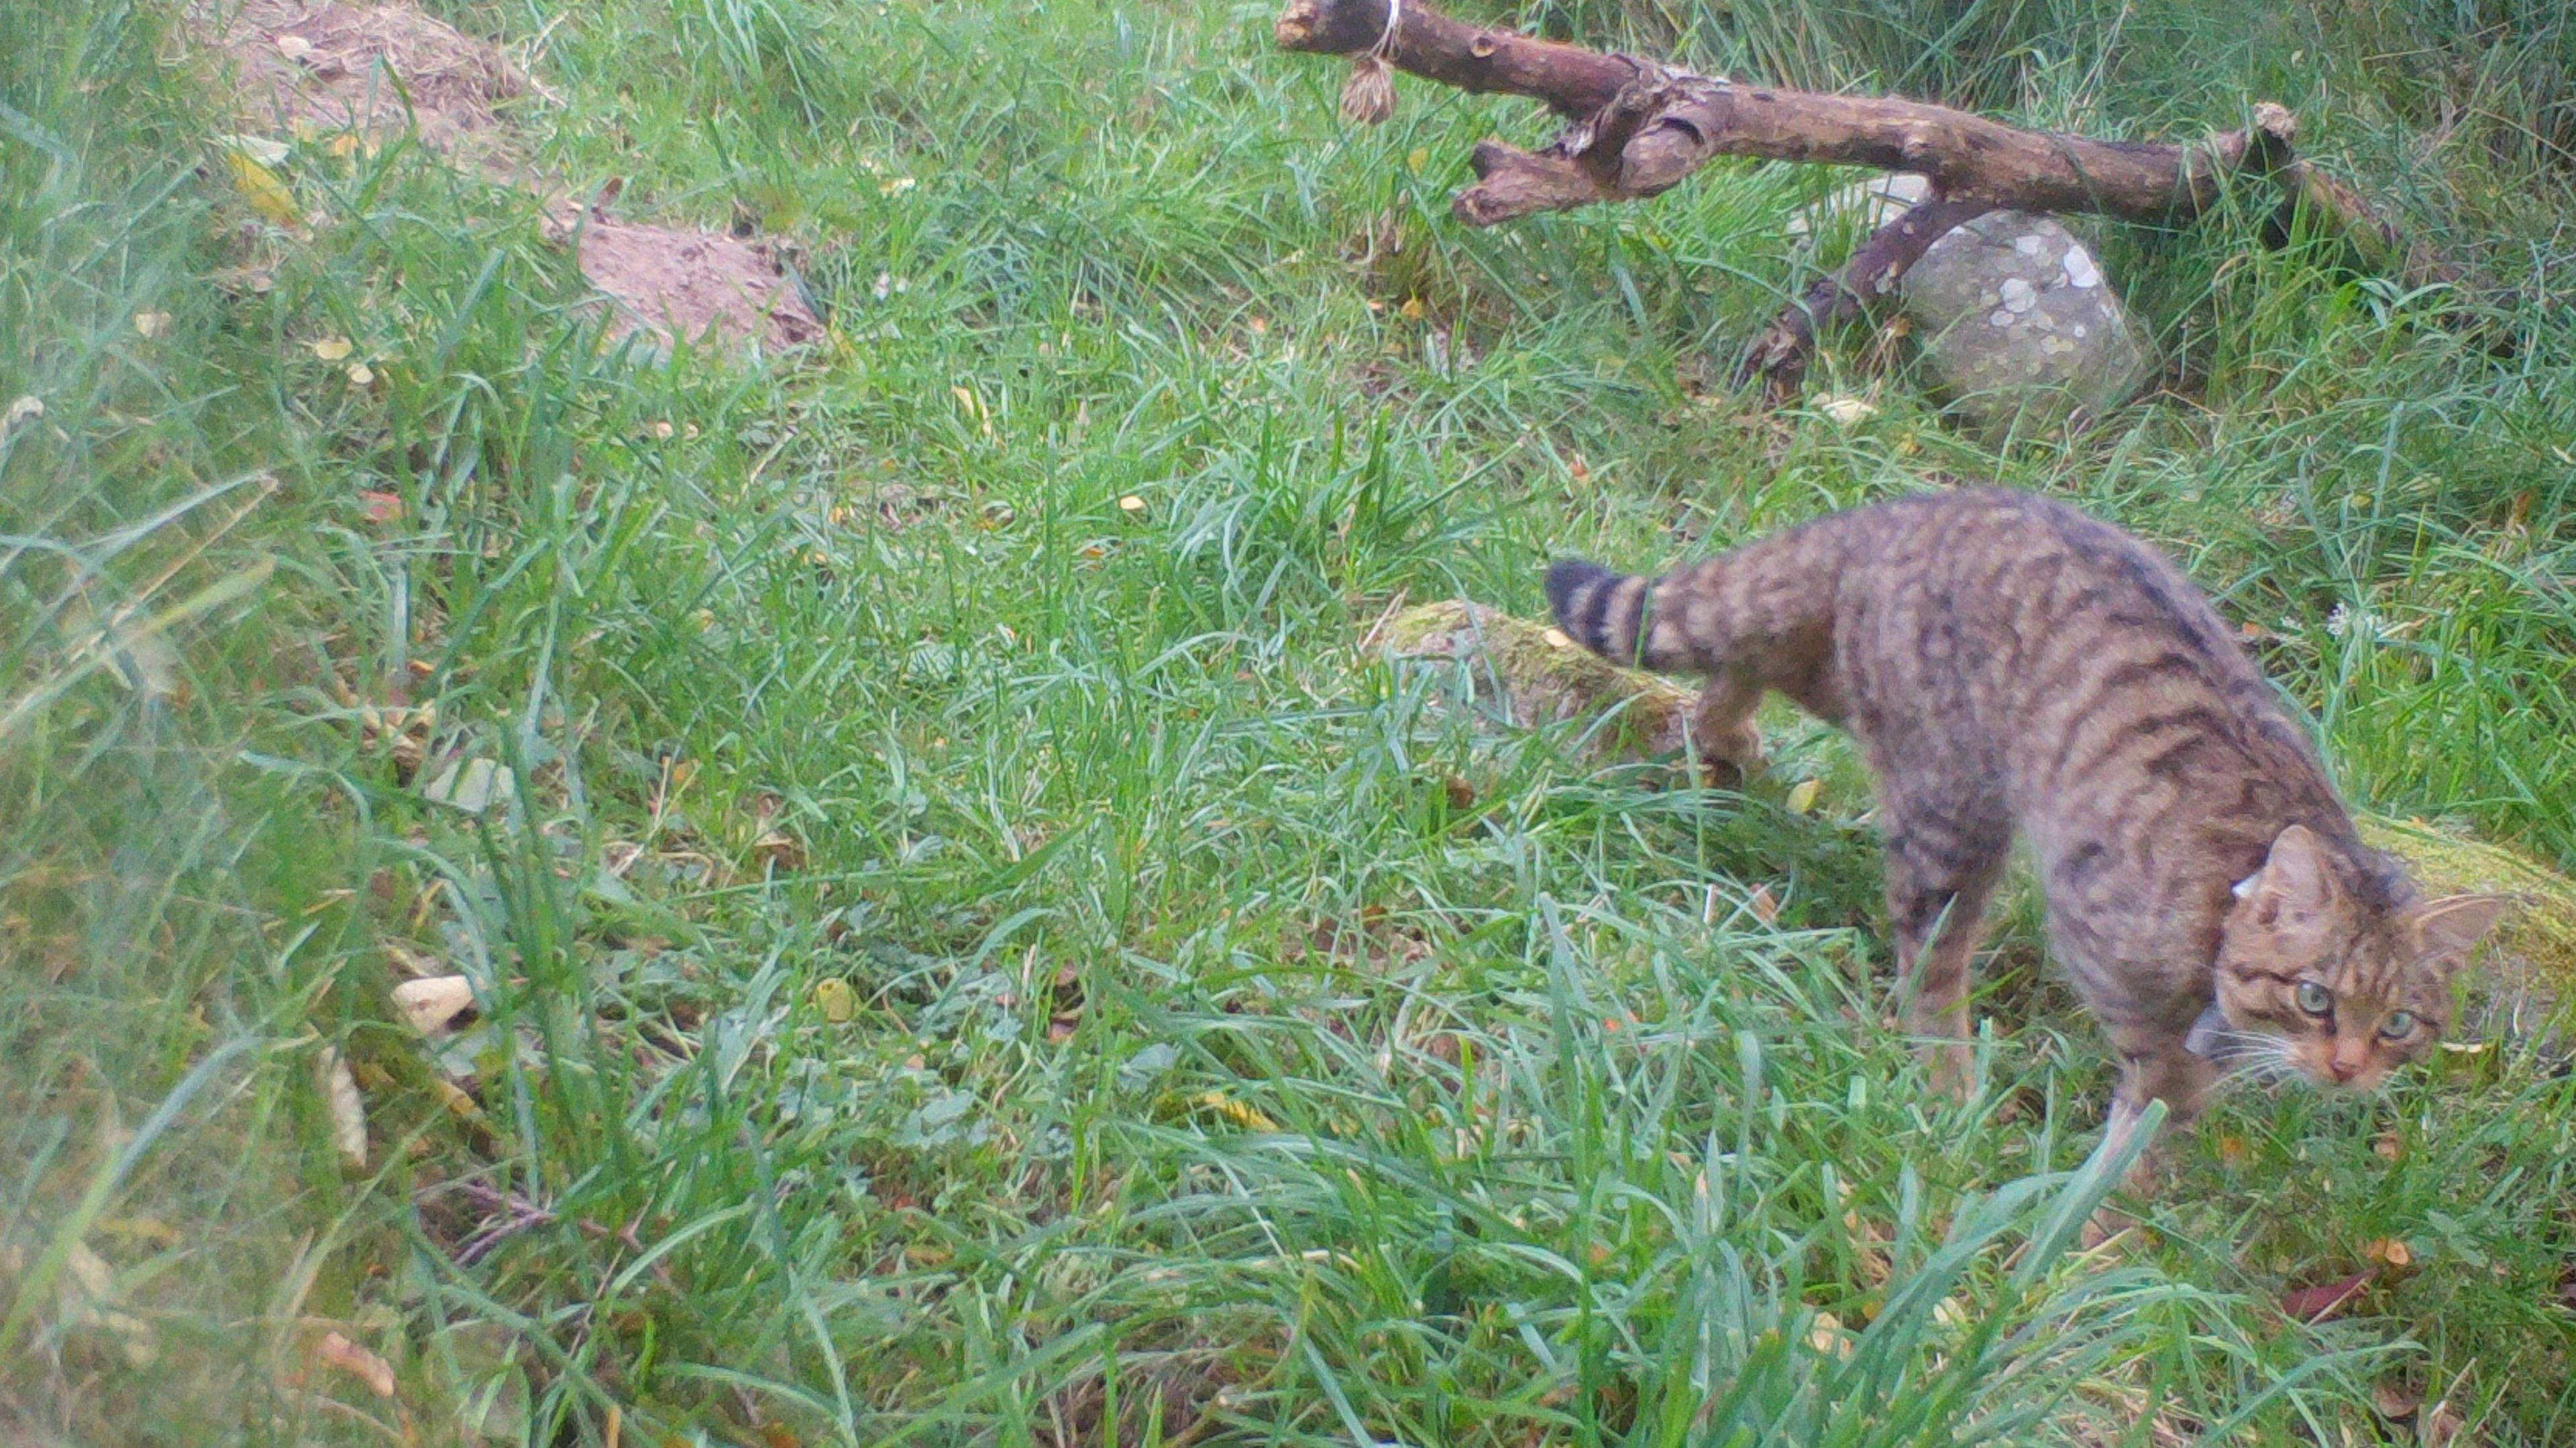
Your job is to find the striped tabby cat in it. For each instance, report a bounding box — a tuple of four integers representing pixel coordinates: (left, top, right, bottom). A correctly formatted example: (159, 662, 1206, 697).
(1546, 488, 2499, 1160)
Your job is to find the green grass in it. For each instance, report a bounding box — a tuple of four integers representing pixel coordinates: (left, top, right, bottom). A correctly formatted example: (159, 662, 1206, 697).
(3, 0, 2573, 1442)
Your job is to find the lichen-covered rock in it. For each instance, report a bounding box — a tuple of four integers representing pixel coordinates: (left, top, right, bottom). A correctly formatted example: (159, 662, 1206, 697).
(1786, 172, 1932, 249)
(1899, 210, 2153, 433)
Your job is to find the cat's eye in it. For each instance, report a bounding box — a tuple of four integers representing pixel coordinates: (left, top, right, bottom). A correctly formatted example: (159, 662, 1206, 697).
(2294, 981, 2333, 1015)
(2380, 1011, 2418, 1039)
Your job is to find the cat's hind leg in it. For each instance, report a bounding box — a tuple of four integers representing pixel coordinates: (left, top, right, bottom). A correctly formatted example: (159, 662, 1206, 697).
(1687, 671, 1766, 783)
(1880, 795, 2010, 1100)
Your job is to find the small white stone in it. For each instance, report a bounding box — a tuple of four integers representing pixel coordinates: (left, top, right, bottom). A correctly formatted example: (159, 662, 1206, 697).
(1990, 309, 2015, 327)
(2072, 323, 2088, 338)
(2015, 234, 2045, 257)
(1998, 277, 2037, 313)
(2062, 251, 2102, 289)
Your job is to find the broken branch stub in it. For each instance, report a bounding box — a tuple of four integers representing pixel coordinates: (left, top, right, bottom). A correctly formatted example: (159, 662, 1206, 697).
(1277, 0, 2470, 390)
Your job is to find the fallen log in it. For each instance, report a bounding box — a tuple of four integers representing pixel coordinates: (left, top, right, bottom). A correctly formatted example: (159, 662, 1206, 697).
(1275, 0, 2471, 396)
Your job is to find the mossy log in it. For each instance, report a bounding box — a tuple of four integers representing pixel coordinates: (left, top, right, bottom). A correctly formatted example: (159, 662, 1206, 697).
(1379, 600, 2573, 1038)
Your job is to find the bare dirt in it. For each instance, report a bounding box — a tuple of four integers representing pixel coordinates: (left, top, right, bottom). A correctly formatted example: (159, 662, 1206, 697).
(195, 1, 823, 355)
(203, 1, 545, 172)
(559, 215, 824, 355)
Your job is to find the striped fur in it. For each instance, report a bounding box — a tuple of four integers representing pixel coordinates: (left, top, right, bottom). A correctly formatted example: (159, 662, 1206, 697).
(1549, 489, 2498, 1139)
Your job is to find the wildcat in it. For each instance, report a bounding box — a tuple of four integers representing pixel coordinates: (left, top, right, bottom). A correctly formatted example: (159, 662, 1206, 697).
(1545, 488, 2499, 1161)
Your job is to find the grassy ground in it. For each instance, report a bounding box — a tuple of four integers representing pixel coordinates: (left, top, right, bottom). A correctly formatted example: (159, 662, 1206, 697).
(4, 0, 2574, 1442)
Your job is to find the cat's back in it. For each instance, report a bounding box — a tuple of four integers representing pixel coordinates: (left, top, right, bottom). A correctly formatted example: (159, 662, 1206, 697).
(1831, 488, 2322, 804)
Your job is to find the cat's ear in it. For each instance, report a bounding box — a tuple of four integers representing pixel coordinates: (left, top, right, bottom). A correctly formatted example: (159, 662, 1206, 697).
(2414, 894, 2506, 960)
(2235, 824, 2338, 928)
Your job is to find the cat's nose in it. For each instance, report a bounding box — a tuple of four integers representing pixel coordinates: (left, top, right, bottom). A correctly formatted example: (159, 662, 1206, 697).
(2326, 1056, 2363, 1083)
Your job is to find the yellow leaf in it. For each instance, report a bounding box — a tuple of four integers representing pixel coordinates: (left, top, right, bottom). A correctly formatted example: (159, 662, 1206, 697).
(313, 1329, 396, 1398)
(1786, 779, 1823, 815)
(1405, 148, 1429, 176)
(431, 1078, 484, 1121)
(1398, 296, 1426, 321)
(94, 1216, 183, 1248)
(346, 363, 374, 386)
(1196, 1091, 1280, 1132)
(133, 311, 171, 339)
(814, 978, 855, 1023)
(223, 147, 302, 228)
(1118, 494, 1146, 516)
(313, 337, 352, 361)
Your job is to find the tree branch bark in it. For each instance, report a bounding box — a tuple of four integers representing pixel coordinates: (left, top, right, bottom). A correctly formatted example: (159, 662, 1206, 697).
(1275, 0, 2475, 392)
(1739, 196, 1996, 398)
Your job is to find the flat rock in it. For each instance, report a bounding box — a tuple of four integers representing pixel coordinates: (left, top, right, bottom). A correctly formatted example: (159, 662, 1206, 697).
(1898, 210, 2153, 433)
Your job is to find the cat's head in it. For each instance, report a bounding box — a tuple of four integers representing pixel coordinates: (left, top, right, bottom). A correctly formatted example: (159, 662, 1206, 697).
(2209, 824, 2503, 1091)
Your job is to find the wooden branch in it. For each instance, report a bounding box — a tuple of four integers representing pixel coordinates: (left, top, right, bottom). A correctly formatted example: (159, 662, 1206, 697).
(1739, 197, 1996, 398)
(1277, 0, 2484, 390)
(1279, 0, 2303, 221)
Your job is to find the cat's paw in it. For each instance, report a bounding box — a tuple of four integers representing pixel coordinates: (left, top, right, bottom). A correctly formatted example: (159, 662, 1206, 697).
(1925, 1041, 1978, 1101)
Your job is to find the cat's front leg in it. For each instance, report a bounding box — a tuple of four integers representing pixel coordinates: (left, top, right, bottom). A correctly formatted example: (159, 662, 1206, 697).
(2082, 1032, 2216, 1247)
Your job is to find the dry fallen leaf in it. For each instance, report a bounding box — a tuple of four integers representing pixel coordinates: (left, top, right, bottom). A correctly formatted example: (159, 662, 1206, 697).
(2280, 1269, 2373, 1323)
(347, 362, 374, 386)
(317, 1047, 367, 1168)
(1786, 778, 1824, 815)
(313, 337, 353, 361)
(1815, 394, 1878, 425)
(274, 32, 315, 60)
(392, 975, 475, 1036)
(2364, 1237, 2415, 1272)
(1748, 884, 1781, 924)
(223, 147, 302, 228)
(4, 395, 41, 429)
(2374, 1378, 2422, 1421)
(59, 1240, 156, 1368)
(313, 1329, 396, 1398)
(1118, 494, 1146, 516)
(133, 311, 172, 339)
(422, 756, 513, 814)
(1197, 1091, 1280, 1132)
(752, 829, 804, 872)
(358, 490, 402, 523)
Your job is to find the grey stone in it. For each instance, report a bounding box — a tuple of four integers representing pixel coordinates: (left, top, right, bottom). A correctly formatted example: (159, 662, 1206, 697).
(1897, 210, 2153, 433)
(1786, 171, 1932, 247)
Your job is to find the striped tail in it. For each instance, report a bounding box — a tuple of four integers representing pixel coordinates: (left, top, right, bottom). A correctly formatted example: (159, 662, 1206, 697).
(1546, 558, 1697, 674)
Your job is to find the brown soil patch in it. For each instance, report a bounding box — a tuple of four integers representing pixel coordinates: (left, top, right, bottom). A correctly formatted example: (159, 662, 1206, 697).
(564, 217, 824, 354)
(195, 2, 822, 356)
(201, 1, 545, 173)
